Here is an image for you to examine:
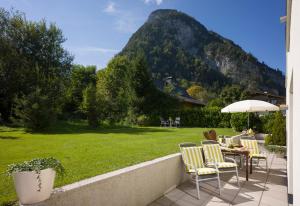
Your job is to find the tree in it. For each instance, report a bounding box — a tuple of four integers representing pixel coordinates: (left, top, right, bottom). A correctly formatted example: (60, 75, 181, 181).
(271, 112, 286, 146)
(64, 65, 96, 117)
(12, 87, 56, 131)
(220, 85, 243, 105)
(81, 84, 98, 127)
(0, 8, 73, 123)
(186, 85, 208, 103)
(96, 56, 131, 123)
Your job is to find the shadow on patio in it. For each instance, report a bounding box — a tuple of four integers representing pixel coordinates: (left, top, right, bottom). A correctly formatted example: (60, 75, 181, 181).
(149, 154, 288, 206)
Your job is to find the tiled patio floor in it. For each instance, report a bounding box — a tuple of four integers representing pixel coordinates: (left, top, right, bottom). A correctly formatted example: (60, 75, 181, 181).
(149, 153, 287, 206)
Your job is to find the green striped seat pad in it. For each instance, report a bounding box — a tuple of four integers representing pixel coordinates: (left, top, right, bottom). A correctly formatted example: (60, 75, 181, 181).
(203, 144, 224, 163)
(181, 146, 217, 175)
(181, 146, 205, 170)
(241, 139, 260, 157)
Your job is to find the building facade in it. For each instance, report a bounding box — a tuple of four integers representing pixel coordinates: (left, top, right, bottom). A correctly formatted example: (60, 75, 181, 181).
(286, 0, 300, 205)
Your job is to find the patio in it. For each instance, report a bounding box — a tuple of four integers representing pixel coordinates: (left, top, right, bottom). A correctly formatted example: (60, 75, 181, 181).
(149, 153, 287, 206)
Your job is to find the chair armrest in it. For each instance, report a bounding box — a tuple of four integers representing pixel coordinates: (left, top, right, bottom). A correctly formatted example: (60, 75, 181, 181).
(225, 157, 237, 164)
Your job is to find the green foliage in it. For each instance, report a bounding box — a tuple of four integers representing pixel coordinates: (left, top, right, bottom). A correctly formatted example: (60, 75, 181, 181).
(270, 112, 286, 146)
(11, 88, 57, 131)
(186, 85, 208, 103)
(7, 157, 65, 176)
(220, 85, 243, 105)
(0, 8, 73, 123)
(81, 84, 98, 127)
(264, 134, 272, 146)
(260, 113, 275, 133)
(207, 98, 225, 107)
(230, 113, 248, 131)
(64, 65, 96, 118)
(157, 107, 231, 128)
(96, 56, 131, 123)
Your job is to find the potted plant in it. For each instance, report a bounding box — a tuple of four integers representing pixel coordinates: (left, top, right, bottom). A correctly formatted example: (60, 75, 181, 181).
(7, 157, 65, 205)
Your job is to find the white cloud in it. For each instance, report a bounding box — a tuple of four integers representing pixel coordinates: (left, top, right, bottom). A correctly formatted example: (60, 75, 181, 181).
(104, 1, 116, 13)
(72, 46, 120, 54)
(144, 0, 163, 5)
(103, 2, 143, 33)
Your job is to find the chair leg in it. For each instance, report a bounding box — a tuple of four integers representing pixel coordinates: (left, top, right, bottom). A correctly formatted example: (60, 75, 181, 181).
(195, 176, 200, 199)
(217, 173, 222, 196)
(257, 158, 260, 167)
(236, 167, 240, 188)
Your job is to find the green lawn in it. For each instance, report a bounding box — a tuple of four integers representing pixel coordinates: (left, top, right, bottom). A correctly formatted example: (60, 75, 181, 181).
(0, 121, 237, 205)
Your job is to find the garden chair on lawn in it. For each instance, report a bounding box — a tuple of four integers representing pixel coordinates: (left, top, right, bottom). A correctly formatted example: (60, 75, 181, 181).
(180, 146, 221, 199)
(240, 138, 268, 171)
(174, 117, 181, 127)
(160, 117, 168, 127)
(202, 143, 240, 188)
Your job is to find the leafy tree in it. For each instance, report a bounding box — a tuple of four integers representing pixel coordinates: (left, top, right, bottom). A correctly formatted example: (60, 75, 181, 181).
(81, 84, 98, 127)
(186, 85, 208, 102)
(220, 85, 243, 105)
(96, 56, 131, 123)
(271, 112, 286, 146)
(0, 8, 73, 123)
(64, 65, 96, 117)
(12, 88, 56, 131)
(207, 98, 225, 107)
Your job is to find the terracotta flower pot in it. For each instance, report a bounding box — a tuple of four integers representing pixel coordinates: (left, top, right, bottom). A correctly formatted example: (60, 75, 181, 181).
(13, 168, 56, 204)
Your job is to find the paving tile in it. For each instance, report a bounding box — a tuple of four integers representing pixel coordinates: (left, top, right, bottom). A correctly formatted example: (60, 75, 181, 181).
(150, 154, 288, 206)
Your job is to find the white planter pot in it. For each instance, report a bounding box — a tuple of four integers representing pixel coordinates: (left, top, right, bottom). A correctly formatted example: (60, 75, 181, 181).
(13, 168, 56, 205)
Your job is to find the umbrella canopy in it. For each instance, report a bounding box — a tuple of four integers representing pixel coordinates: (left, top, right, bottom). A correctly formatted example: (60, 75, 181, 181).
(221, 100, 280, 129)
(221, 100, 279, 113)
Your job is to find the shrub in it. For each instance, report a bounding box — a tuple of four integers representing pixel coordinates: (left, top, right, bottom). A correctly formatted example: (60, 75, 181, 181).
(81, 84, 98, 127)
(157, 107, 231, 128)
(230, 113, 248, 131)
(11, 88, 57, 131)
(264, 134, 273, 146)
(260, 113, 275, 133)
(271, 112, 286, 146)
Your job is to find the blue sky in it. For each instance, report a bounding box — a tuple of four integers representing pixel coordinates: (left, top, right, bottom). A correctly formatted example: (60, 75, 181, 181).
(0, 0, 286, 71)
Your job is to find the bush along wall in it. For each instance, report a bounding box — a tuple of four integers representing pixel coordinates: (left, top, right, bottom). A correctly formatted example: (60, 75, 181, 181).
(154, 107, 231, 128)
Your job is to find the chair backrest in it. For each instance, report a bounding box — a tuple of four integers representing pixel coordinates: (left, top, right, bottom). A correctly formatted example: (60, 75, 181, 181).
(181, 146, 205, 170)
(240, 139, 259, 156)
(224, 137, 234, 147)
(240, 136, 255, 140)
(175, 117, 180, 121)
(202, 144, 224, 163)
(179, 142, 197, 148)
(202, 140, 219, 145)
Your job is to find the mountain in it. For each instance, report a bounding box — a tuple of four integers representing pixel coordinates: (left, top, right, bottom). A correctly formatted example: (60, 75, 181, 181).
(121, 9, 285, 96)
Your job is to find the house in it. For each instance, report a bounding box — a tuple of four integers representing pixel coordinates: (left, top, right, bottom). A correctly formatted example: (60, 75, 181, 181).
(285, 0, 300, 205)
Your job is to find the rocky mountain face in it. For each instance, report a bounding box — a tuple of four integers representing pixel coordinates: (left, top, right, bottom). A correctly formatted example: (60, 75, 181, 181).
(121, 9, 285, 96)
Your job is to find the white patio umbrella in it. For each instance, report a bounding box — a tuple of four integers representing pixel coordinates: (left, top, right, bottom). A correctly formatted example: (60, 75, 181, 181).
(221, 100, 279, 128)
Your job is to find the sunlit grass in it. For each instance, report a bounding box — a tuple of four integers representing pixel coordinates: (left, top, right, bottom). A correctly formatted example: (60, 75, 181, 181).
(0, 121, 237, 204)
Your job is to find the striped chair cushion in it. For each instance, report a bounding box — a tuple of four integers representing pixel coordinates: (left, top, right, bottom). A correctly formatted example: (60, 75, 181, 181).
(189, 167, 217, 175)
(225, 138, 234, 147)
(203, 144, 224, 163)
(181, 146, 205, 170)
(241, 139, 260, 157)
(218, 162, 237, 168)
(252, 153, 267, 158)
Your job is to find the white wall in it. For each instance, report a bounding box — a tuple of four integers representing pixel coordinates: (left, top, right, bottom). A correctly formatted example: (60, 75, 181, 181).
(286, 0, 300, 204)
(29, 153, 188, 206)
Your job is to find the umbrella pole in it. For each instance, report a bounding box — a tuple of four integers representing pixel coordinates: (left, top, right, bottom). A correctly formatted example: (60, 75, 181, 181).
(248, 113, 250, 129)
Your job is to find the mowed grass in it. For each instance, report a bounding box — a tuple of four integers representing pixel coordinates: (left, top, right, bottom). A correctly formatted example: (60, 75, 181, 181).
(0, 121, 237, 204)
